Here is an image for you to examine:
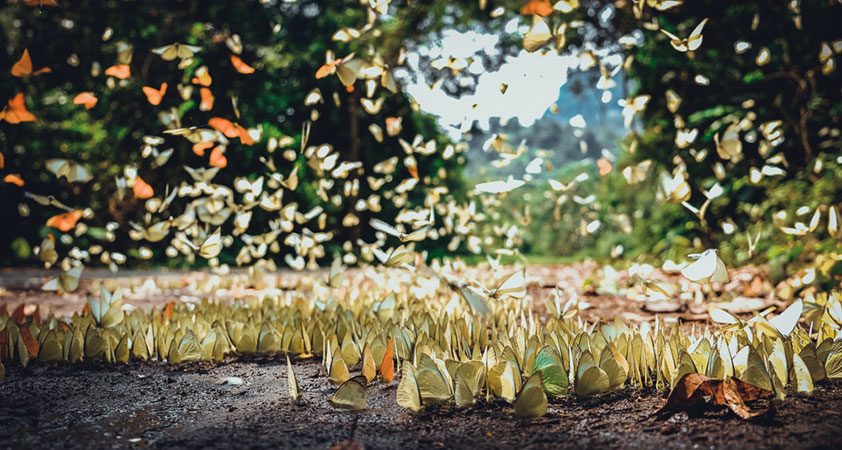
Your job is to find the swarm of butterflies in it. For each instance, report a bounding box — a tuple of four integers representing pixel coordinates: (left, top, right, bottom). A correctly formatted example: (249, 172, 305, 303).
(3, 262, 842, 419)
(2, 0, 842, 420)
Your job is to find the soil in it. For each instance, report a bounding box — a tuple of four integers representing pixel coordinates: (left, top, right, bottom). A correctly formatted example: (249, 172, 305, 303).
(2, 357, 841, 450)
(2, 264, 838, 449)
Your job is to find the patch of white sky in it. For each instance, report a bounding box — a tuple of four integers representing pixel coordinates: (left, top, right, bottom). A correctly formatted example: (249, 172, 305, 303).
(398, 17, 627, 141)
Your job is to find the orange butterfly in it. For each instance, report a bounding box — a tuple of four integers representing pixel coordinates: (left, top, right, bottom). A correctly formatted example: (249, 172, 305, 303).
(0, 327, 6, 359)
(142, 82, 168, 105)
(597, 157, 613, 176)
(23, 0, 61, 6)
(385, 117, 402, 136)
(520, 0, 553, 16)
(193, 141, 214, 156)
(133, 176, 154, 199)
(209, 117, 237, 137)
(11, 303, 27, 325)
(46, 210, 83, 232)
(191, 65, 212, 86)
(11, 49, 52, 77)
(208, 117, 254, 145)
(237, 125, 255, 145)
(73, 92, 98, 109)
(230, 55, 255, 74)
(105, 64, 131, 79)
(315, 58, 342, 79)
(4, 174, 25, 186)
(0, 93, 36, 124)
(379, 337, 395, 383)
(19, 325, 40, 358)
(199, 87, 215, 111)
(163, 301, 175, 321)
(209, 146, 227, 168)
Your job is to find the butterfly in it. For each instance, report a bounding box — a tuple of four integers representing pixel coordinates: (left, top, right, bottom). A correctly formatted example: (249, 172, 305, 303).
(329, 375, 367, 410)
(45, 158, 92, 183)
(209, 146, 227, 168)
(286, 354, 301, 401)
(208, 117, 254, 145)
(519, 0, 553, 16)
(73, 92, 98, 109)
(523, 15, 566, 53)
(11, 49, 51, 77)
(142, 82, 168, 105)
(22, 0, 62, 6)
(104, 64, 131, 79)
(41, 267, 83, 293)
(661, 18, 708, 52)
(152, 42, 201, 61)
(230, 55, 255, 74)
(397, 361, 423, 413)
(88, 286, 124, 328)
(475, 271, 527, 300)
(0, 93, 36, 124)
(680, 249, 730, 284)
(513, 372, 548, 418)
(200, 88, 215, 111)
(4, 174, 25, 186)
(133, 176, 154, 199)
(370, 218, 429, 242)
(46, 210, 83, 232)
(191, 65, 212, 86)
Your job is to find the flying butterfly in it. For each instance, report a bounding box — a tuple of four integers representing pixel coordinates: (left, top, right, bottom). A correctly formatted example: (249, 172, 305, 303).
(661, 18, 708, 52)
(680, 249, 730, 284)
(523, 15, 567, 53)
(152, 42, 201, 61)
(45, 159, 93, 183)
(11, 49, 51, 77)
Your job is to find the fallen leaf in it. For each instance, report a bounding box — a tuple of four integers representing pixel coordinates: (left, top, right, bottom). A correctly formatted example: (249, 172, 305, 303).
(329, 440, 363, 450)
(656, 373, 773, 420)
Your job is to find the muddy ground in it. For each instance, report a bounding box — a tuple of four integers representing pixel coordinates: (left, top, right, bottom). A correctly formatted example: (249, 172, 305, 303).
(2, 264, 839, 449)
(2, 357, 841, 450)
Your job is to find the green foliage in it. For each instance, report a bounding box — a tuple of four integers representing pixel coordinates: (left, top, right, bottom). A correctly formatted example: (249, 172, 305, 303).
(606, 0, 842, 269)
(0, 0, 470, 267)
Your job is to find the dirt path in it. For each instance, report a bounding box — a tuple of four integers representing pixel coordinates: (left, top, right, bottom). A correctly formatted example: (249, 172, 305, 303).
(4, 264, 834, 449)
(2, 357, 840, 449)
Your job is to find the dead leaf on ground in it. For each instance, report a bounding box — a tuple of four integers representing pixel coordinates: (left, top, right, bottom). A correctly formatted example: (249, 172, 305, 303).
(330, 439, 363, 450)
(655, 373, 774, 420)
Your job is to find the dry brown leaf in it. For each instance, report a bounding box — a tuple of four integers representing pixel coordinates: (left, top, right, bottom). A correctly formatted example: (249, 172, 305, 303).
(656, 373, 773, 420)
(329, 439, 363, 450)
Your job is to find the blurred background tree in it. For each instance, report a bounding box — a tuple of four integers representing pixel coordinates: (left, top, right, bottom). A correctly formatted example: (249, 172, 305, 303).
(0, 0, 496, 267)
(2, 0, 840, 285)
(609, 0, 842, 284)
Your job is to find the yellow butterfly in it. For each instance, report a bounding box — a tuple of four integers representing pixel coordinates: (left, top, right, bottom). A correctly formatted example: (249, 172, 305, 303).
(329, 375, 367, 410)
(661, 18, 708, 52)
(523, 16, 567, 53)
(45, 158, 93, 183)
(152, 42, 201, 61)
(513, 372, 548, 418)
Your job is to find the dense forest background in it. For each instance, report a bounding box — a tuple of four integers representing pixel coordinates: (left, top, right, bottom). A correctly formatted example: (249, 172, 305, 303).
(1, 0, 840, 289)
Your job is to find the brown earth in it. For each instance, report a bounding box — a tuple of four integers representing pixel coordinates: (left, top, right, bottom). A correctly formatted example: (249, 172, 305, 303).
(1, 357, 841, 450)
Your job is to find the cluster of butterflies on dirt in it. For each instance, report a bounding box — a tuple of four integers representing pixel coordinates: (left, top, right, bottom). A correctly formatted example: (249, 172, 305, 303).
(3, 0, 842, 419)
(3, 265, 842, 418)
